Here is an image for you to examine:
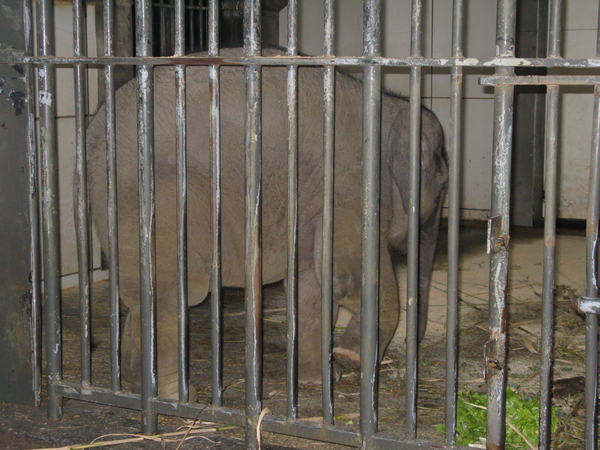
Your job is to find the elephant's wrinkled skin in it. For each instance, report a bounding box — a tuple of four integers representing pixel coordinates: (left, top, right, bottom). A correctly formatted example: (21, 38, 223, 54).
(86, 48, 448, 400)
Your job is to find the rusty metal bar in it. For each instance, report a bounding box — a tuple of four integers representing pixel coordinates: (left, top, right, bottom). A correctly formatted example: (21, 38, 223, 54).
(481, 75, 600, 85)
(24, 0, 42, 408)
(209, 0, 223, 408)
(6, 54, 600, 69)
(583, 10, 600, 450)
(103, 0, 122, 393)
(445, 0, 464, 445)
(321, 0, 336, 427)
(285, 0, 299, 421)
(135, 0, 158, 434)
(538, 2, 562, 448)
(360, 1, 381, 448)
(174, 0, 190, 404)
(243, 0, 263, 448)
(36, 0, 62, 421)
(405, 0, 422, 438)
(486, 1, 516, 448)
(73, 0, 92, 388)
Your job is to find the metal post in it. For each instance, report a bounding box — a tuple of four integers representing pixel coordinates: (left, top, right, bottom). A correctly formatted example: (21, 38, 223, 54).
(209, 0, 223, 408)
(445, 0, 464, 445)
(104, 0, 122, 393)
(244, 0, 263, 447)
(36, 0, 62, 421)
(583, 9, 600, 450)
(486, 1, 516, 448)
(539, 1, 562, 448)
(405, 0, 422, 438)
(321, 0, 335, 427)
(135, 0, 158, 434)
(360, 1, 381, 448)
(175, 0, 190, 404)
(286, 0, 299, 421)
(73, 0, 92, 389)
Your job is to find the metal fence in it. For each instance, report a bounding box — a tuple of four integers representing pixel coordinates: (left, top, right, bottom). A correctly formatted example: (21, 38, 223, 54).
(2, 0, 600, 449)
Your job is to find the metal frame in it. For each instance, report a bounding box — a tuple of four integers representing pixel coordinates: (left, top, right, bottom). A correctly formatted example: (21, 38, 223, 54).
(2, 0, 600, 448)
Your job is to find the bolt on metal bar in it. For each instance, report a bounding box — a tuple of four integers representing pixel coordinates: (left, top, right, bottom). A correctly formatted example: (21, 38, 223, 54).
(285, 0, 299, 421)
(174, 0, 190, 404)
(360, 1, 381, 447)
(486, 1, 516, 447)
(243, 0, 263, 448)
(73, 0, 92, 388)
(445, 0, 464, 445)
(103, 0, 122, 393)
(538, 2, 562, 448)
(135, 0, 158, 434)
(36, 0, 62, 421)
(208, 0, 223, 408)
(583, 11, 600, 450)
(405, 0, 422, 439)
(321, 0, 336, 427)
(24, 0, 43, 408)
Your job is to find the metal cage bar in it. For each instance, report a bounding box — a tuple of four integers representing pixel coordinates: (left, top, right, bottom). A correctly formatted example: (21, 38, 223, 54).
(103, 0, 122, 393)
(73, 0, 92, 389)
(174, 0, 190, 404)
(36, 0, 62, 422)
(444, 0, 464, 445)
(405, 0, 423, 438)
(486, 0, 516, 447)
(135, 0, 159, 434)
(583, 9, 600, 449)
(360, 1, 382, 447)
(285, 0, 299, 422)
(209, 0, 223, 408)
(538, 1, 562, 448)
(243, 0, 263, 448)
(321, 0, 336, 427)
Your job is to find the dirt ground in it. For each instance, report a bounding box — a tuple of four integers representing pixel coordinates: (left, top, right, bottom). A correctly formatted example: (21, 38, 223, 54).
(1, 224, 594, 449)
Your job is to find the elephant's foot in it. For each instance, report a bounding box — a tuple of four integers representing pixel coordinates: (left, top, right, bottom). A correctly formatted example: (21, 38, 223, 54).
(332, 346, 361, 373)
(298, 362, 344, 384)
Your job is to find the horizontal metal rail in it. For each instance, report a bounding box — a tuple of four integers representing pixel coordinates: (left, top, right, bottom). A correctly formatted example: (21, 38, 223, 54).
(54, 381, 454, 449)
(481, 75, 600, 85)
(3, 53, 600, 68)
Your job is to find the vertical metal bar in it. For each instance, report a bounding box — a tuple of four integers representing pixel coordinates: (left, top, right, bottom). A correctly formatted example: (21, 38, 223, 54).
(175, 0, 190, 404)
(25, 0, 42, 407)
(405, 0, 422, 438)
(73, 0, 92, 388)
(136, 0, 158, 434)
(539, 2, 562, 448)
(584, 11, 600, 450)
(445, 0, 464, 445)
(486, 1, 516, 448)
(104, 0, 122, 393)
(244, 0, 262, 447)
(209, 0, 223, 408)
(36, 0, 62, 421)
(360, 1, 381, 448)
(285, 0, 299, 421)
(321, 0, 335, 427)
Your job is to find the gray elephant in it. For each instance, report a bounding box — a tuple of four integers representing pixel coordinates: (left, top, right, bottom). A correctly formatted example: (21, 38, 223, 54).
(86, 48, 448, 400)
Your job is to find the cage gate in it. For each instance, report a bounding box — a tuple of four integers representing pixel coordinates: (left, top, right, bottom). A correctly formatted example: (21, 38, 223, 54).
(1, 0, 600, 449)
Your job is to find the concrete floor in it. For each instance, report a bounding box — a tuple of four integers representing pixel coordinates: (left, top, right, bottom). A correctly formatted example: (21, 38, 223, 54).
(0, 224, 591, 449)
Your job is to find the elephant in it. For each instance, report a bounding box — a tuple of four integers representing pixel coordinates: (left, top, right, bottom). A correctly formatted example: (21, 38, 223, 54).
(86, 48, 448, 401)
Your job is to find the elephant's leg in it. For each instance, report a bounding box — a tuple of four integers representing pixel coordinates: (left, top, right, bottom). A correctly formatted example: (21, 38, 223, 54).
(417, 202, 443, 343)
(333, 250, 400, 372)
(297, 266, 340, 384)
(121, 304, 200, 401)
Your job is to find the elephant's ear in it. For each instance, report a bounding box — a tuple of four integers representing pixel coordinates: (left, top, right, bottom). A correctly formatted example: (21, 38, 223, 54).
(386, 110, 410, 214)
(385, 107, 448, 215)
